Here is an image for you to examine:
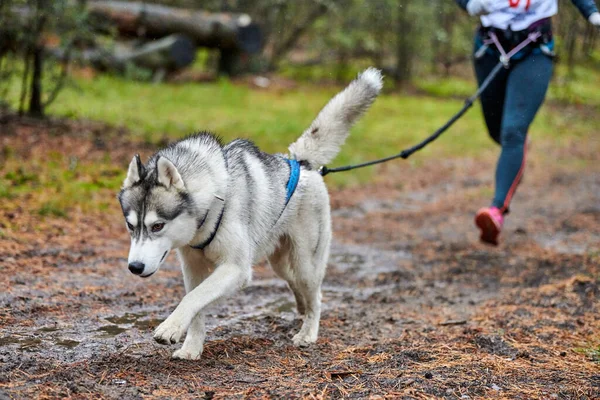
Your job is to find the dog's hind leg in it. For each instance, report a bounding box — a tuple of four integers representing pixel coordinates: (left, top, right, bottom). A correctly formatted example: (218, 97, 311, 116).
(171, 248, 211, 360)
(289, 201, 331, 347)
(290, 245, 328, 347)
(269, 235, 306, 315)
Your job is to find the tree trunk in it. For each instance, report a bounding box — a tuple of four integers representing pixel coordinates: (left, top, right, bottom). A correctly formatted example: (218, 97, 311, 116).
(564, 18, 578, 79)
(28, 45, 43, 117)
(24, 0, 46, 117)
(430, 0, 442, 74)
(18, 50, 31, 116)
(582, 24, 597, 60)
(395, 0, 412, 87)
(88, 1, 263, 54)
(218, 49, 242, 76)
(441, 2, 455, 77)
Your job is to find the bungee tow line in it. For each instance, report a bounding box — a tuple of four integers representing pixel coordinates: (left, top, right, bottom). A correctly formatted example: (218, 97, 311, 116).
(319, 30, 542, 177)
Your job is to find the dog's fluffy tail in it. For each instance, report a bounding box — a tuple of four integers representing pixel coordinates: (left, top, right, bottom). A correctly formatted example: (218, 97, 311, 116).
(288, 67, 383, 169)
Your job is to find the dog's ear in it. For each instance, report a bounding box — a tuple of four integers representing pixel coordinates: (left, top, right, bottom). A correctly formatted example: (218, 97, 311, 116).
(157, 156, 185, 190)
(123, 154, 145, 189)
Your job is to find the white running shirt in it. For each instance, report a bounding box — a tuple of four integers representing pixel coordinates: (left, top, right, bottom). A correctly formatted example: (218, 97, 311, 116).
(481, 0, 558, 30)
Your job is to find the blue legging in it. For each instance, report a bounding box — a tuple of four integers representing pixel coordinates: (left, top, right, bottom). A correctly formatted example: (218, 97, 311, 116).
(473, 42, 553, 213)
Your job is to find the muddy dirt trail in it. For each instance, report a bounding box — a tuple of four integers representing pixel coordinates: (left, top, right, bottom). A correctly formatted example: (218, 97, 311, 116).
(1, 123, 599, 399)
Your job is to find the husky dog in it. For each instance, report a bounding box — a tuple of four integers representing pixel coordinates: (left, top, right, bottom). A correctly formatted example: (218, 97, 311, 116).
(118, 68, 382, 360)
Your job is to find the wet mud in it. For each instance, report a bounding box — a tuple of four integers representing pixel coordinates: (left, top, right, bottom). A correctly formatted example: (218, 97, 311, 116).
(1, 122, 599, 399)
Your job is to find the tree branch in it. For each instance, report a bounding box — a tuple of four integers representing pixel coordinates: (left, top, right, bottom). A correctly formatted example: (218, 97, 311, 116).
(269, 3, 329, 69)
(43, 43, 72, 109)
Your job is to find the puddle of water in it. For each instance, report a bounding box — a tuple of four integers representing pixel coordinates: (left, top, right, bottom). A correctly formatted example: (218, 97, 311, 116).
(54, 339, 80, 349)
(20, 338, 42, 351)
(133, 318, 162, 331)
(37, 326, 60, 333)
(263, 299, 296, 313)
(330, 253, 365, 269)
(96, 325, 127, 337)
(322, 285, 354, 294)
(0, 336, 23, 346)
(277, 301, 295, 313)
(323, 284, 400, 300)
(0, 336, 20, 346)
(104, 312, 162, 332)
(105, 312, 146, 325)
(0, 336, 42, 350)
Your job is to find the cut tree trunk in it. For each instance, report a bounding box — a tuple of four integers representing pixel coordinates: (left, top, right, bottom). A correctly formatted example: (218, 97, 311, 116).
(114, 34, 196, 71)
(88, 1, 262, 54)
(51, 34, 196, 75)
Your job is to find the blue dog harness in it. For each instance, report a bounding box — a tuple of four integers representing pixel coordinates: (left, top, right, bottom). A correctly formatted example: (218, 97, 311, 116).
(190, 157, 301, 250)
(284, 158, 301, 205)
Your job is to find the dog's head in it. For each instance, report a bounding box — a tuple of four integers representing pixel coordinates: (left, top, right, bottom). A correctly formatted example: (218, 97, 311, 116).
(118, 154, 198, 278)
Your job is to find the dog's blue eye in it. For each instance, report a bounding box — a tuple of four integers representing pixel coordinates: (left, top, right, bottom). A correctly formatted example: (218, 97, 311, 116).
(127, 222, 134, 231)
(151, 223, 165, 233)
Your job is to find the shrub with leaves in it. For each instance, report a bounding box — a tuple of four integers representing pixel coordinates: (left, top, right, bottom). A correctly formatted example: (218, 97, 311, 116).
(0, 0, 91, 117)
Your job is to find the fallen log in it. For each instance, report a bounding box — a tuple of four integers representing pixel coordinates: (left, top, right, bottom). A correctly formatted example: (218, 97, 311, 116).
(51, 34, 196, 77)
(88, 1, 262, 54)
(115, 34, 196, 71)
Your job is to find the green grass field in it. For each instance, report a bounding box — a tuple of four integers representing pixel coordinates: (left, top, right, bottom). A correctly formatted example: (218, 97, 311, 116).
(52, 70, 598, 171)
(1, 69, 598, 218)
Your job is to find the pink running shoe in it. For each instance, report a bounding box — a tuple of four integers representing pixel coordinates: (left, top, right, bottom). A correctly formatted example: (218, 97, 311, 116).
(475, 207, 504, 246)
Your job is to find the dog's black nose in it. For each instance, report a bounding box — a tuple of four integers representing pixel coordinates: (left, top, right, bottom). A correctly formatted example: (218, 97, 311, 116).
(128, 261, 145, 275)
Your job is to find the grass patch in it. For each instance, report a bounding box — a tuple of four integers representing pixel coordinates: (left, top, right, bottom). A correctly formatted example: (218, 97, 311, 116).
(415, 63, 600, 106)
(416, 75, 476, 99)
(575, 345, 600, 363)
(279, 62, 377, 85)
(38, 202, 68, 218)
(0, 149, 124, 217)
(42, 74, 506, 187)
(2, 67, 598, 214)
(44, 72, 596, 164)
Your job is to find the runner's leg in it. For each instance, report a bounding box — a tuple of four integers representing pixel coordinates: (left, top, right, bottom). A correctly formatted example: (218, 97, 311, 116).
(492, 53, 553, 212)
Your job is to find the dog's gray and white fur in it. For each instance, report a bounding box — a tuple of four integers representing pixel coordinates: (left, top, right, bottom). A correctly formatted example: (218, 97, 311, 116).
(118, 68, 382, 360)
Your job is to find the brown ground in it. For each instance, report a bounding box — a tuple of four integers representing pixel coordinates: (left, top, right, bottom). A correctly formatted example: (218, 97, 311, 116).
(0, 118, 599, 399)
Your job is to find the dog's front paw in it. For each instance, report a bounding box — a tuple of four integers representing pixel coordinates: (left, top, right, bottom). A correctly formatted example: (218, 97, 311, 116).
(153, 316, 187, 345)
(172, 345, 203, 361)
(292, 332, 317, 347)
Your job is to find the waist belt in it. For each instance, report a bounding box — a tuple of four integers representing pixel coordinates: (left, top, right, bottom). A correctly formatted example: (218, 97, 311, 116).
(479, 18, 553, 50)
(476, 18, 554, 64)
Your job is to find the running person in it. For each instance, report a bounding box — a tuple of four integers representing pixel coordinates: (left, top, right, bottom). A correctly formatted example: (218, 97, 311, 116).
(455, 0, 600, 245)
